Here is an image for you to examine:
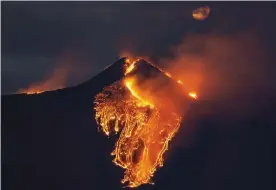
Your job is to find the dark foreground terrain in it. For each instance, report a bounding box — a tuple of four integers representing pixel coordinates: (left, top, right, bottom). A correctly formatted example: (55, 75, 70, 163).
(2, 58, 276, 190)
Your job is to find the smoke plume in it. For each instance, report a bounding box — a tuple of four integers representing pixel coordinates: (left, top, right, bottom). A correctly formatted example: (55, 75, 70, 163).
(121, 29, 276, 118)
(18, 49, 93, 94)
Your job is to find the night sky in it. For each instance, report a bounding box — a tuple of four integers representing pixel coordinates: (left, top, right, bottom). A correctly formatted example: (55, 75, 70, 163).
(2, 2, 276, 94)
(2, 2, 276, 190)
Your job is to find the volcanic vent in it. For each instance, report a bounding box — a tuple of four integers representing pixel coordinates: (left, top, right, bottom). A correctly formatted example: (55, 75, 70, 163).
(94, 58, 196, 188)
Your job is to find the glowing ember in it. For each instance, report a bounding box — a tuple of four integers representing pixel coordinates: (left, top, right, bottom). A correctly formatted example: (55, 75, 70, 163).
(26, 91, 43, 95)
(94, 58, 197, 188)
(189, 91, 198, 99)
(17, 83, 63, 95)
(177, 80, 183, 84)
(18, 88, 45, 95)
(18, 87, 56, 95)
(164, 72, 172, 78)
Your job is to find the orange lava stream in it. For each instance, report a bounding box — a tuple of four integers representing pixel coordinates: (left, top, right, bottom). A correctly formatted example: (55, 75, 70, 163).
(25, 91, 44, 95)
(124, 58, 198, 100)
(189, 91, 198, 99)
(94, 58, 196, 188)
(94, 81, 181, 187)
(125, 78, 154, 109)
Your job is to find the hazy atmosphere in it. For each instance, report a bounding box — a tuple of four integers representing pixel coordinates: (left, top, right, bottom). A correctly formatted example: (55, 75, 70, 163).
(2, 2, 276, 190)
(2, 2, 276, 95)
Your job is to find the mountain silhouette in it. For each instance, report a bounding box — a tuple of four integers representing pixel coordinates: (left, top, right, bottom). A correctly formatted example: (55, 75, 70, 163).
(2, 58, 275, 190)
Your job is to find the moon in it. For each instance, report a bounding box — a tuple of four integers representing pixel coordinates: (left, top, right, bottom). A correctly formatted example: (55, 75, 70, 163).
(192, 6, 211, 21)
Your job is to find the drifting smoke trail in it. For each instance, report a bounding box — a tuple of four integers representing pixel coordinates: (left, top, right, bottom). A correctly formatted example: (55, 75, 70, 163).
(120, 29, 274, 116)
(117, 5, 276, 116)
(160, 31, 269, 100)
(17, 50, 92, 94)
(17, 64, 69, 94)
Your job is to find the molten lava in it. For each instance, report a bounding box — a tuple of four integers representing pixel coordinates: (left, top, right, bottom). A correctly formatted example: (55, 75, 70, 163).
(125, 78, 154, 109)
(18, 88, 45, 95)
(189, 91, 198, 99)
(94, 58, 197, 188)
(25, 90, 43, 95)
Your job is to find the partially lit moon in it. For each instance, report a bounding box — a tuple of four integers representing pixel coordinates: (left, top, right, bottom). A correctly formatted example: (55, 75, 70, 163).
(192, 6, 211, 21)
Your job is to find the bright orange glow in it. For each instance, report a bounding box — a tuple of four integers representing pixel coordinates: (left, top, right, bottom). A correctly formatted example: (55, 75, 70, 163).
(95, 81, 181, 188)
(18, 88, 45, 95)
(189, 91, 198, 99)
(124, 58, 140, 75)
(18, 85, 59, 95)
(25, 91, 43, 95)
(177, 80, 183, 84)
(94, 58, 197, 188)
(164, 72, 172, 78)
(125, 62, 136, 75)
(126, 58, 131, 63)
(124, 78, 154, 109)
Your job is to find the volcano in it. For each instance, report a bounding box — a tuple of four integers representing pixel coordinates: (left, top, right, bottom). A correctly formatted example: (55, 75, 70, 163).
(2, 58, 275, 190)
(94, 58, 197, 187)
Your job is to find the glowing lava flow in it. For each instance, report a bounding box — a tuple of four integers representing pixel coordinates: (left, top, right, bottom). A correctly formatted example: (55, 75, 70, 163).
(94, 58, 196, 188)
(125, 78, 154, 109)
(18, 87, 45, 95)
(24, 91, 43, 95)
(18, 87, 50, 95)
(189, 91, 198, 99)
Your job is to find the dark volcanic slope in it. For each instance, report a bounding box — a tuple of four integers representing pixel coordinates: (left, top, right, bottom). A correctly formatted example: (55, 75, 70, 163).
(2, 58, 127, 190)
(2, 58, 276, 190)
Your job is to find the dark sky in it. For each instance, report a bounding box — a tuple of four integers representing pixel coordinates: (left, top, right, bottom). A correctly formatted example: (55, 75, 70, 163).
(2, 1, 276, 94)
